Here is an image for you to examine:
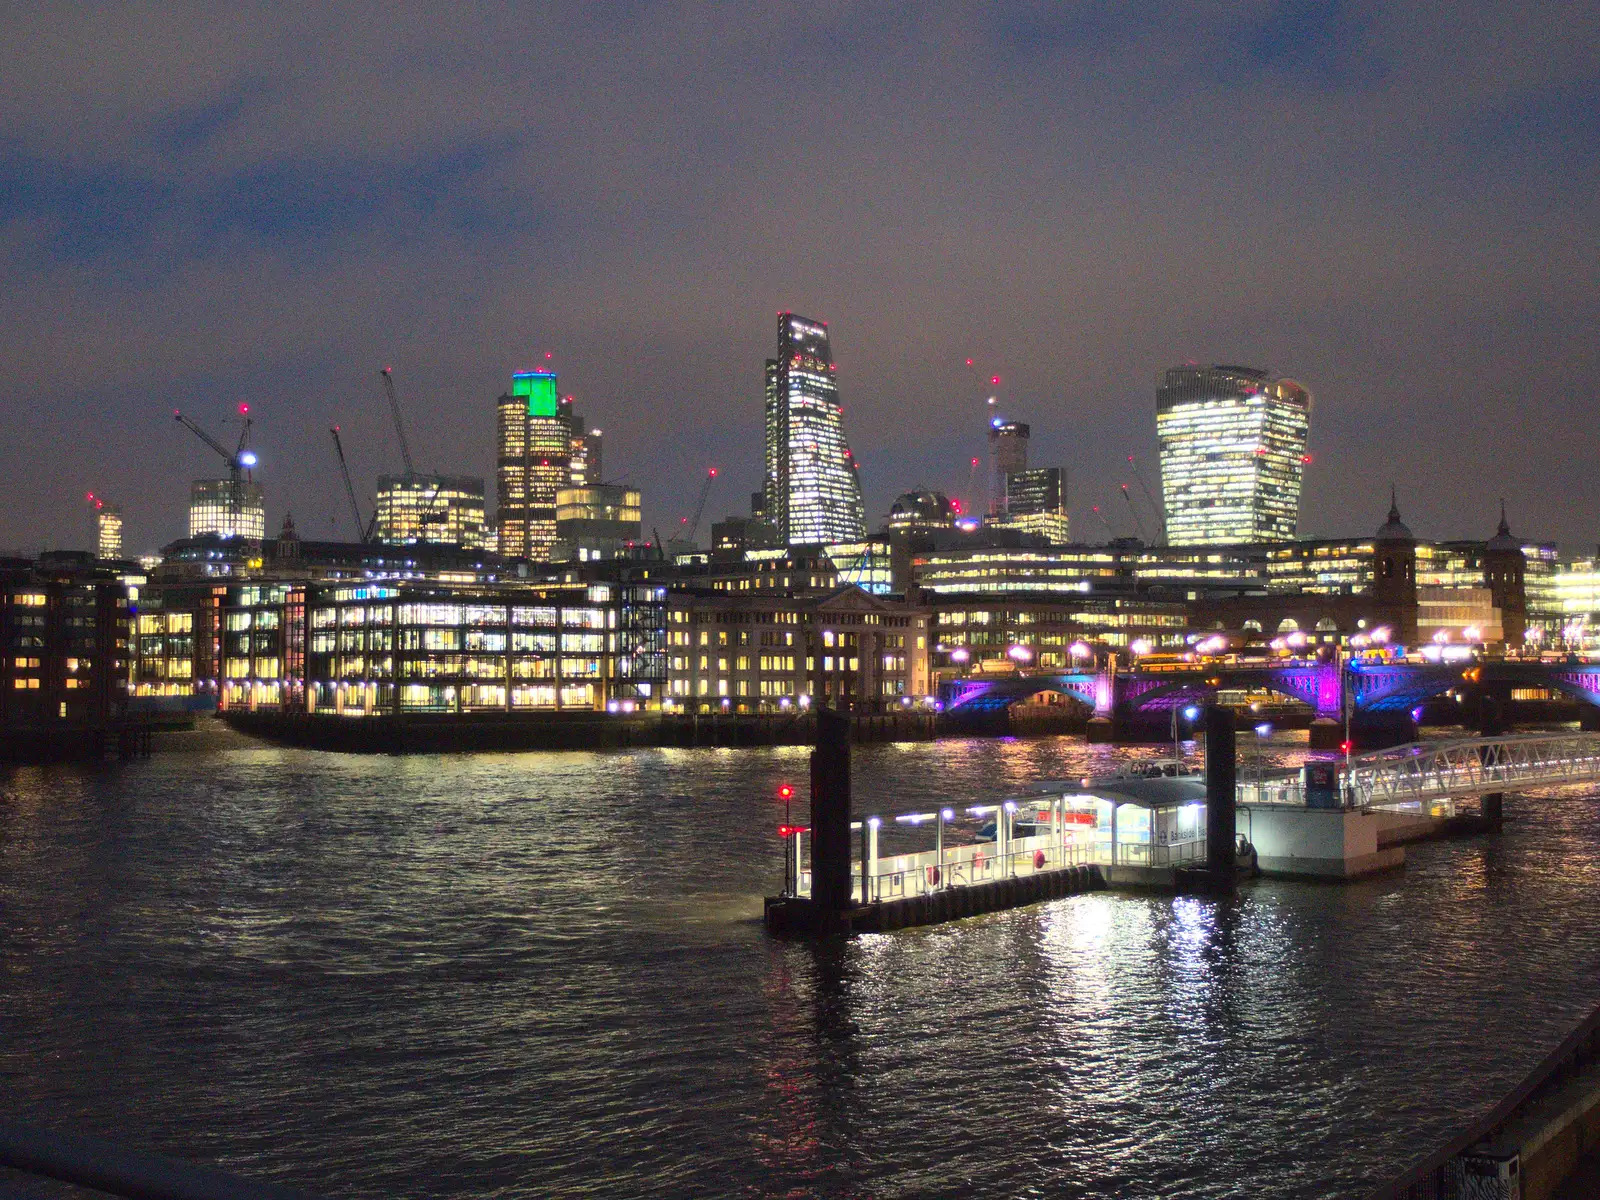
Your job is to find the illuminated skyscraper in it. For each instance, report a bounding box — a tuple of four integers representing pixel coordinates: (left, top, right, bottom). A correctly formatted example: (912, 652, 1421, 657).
(564, 399, 603, 488)
(1156, 365, 1311, 545)
(96, 503, 123, 560)
(763, 313, 865, 545)
(496, 370, 570, 561)
(988, 420, 1029, 515)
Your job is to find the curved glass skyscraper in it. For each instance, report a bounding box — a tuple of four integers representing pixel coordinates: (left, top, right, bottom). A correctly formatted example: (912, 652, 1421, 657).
(763, 313, 866, 546)
(1156, 365, 1311, 546)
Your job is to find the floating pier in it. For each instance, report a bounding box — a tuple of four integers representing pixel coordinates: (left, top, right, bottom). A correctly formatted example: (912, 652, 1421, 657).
(764, 720, 1600, 937)
(765, 705, 1250, 936)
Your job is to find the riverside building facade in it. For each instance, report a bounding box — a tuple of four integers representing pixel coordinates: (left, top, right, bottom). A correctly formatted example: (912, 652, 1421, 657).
(212, 579, 668, 715)
(1156, 365, 1311, 545)
(763, 313, 866, 545)
(2, 555, 131, 731)
(665, 585, 930, 712)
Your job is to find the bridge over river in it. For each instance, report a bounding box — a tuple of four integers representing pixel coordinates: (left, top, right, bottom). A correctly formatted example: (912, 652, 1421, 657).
(940, 658, 1600, 748)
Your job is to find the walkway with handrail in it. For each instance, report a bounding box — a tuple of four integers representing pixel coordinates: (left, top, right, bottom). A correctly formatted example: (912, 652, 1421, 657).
(1346, 732, 1600, 808)
(1236, 732, 1600, 812)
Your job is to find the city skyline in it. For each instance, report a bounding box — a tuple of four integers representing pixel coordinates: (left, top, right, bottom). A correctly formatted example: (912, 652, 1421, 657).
(2, 6, 1597, 554)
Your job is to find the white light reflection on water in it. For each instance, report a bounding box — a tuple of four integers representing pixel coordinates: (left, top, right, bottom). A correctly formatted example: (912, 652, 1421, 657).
(2, 735, 1600, 1198)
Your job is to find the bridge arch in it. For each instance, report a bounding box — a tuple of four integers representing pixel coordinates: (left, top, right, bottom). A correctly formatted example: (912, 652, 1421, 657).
(941, 673, 1104, 713)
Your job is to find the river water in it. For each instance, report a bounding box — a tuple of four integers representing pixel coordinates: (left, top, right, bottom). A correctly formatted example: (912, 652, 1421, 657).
(3, 733, 1600, 1199)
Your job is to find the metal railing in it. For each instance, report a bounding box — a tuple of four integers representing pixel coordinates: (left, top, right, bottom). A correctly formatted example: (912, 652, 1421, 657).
(855, 837, 1097, 903)
(1366, 997, 1600, 1199)
(1233, 733, 1600, 814)
(0, 1121, 324, 1200)
(790, 824, 1209, 903)
(1348, 732, 1600, 809)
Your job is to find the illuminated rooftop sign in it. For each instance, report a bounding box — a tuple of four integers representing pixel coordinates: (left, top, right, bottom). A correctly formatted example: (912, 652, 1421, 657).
(512, 370, 560, 418)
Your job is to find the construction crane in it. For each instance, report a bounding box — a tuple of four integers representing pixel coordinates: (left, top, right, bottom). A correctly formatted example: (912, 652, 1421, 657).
(680, 467, 718, 546)
(962, 456, 980, 518)
(379, 367, 417, 476)
(1090, 504, 1117, 540)
(1126, 455, 1167, 544)
(174, 404, 256, 532)
(1119, 485, 1150, 542)
(329, 426, 375, 542)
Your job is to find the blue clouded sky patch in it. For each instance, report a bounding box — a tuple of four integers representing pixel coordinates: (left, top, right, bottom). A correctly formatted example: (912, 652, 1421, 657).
(0, 134, 537, 274)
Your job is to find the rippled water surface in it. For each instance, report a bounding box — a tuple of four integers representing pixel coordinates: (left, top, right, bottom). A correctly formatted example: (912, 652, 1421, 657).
(4, 733, 1600, 1199)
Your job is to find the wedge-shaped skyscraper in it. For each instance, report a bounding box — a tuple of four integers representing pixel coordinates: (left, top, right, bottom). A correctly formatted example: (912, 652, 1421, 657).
(763, 313, 866, 545)
(1156, 365, 1311, 545)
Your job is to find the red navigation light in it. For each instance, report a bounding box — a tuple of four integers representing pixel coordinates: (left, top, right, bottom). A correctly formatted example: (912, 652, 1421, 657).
(545, 351, 553, 359)
(970, 457, 979, 466)
(778, 824, 810, 838)
(1340, 741, 1353, 754)
(1301, 454, 1313, 464)
(777, 784, 794, 801)
(990, 375, 1000, 385)
(239, 403, 250, 414)
(965, 358, 974, 366)
(708, 468, 718, 477)
(85, 492, 94, 501)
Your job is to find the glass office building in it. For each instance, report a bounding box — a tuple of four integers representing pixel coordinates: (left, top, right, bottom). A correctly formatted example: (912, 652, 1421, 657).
(376, 475, 487, 549)
(553, 484, 642, 562)
(1156, 365, 1311, 545)
(96, 504, 123, 560)
(1001, 467, 1069, 543)
(496, 370, 570, 561)
(763, 313, 866, 546)
(188, 479, 266, 540)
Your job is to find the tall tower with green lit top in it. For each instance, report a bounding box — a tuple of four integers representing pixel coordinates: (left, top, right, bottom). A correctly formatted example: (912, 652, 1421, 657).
(497, 370, 570, 560)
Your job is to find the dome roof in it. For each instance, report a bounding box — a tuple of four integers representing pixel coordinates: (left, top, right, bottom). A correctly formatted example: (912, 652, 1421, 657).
(889, 490, 954, 521)
(1376, 487, 1413, 541)
(1486, 500, 1520, 551)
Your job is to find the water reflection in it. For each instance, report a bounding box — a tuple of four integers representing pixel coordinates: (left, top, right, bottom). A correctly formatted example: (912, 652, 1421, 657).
(2, 735, 1600, 1198)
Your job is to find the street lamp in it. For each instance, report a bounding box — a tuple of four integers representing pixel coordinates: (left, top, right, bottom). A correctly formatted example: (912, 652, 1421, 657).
(1254, 721, 1272, 785)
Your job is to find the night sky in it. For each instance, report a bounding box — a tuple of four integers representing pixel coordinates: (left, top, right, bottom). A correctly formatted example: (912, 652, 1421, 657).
(3, 4, 1596, 556)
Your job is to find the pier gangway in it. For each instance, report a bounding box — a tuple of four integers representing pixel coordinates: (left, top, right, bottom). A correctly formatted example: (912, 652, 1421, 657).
(1347, 731, 1600, 809)
(1236, 732, 1600, 811)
